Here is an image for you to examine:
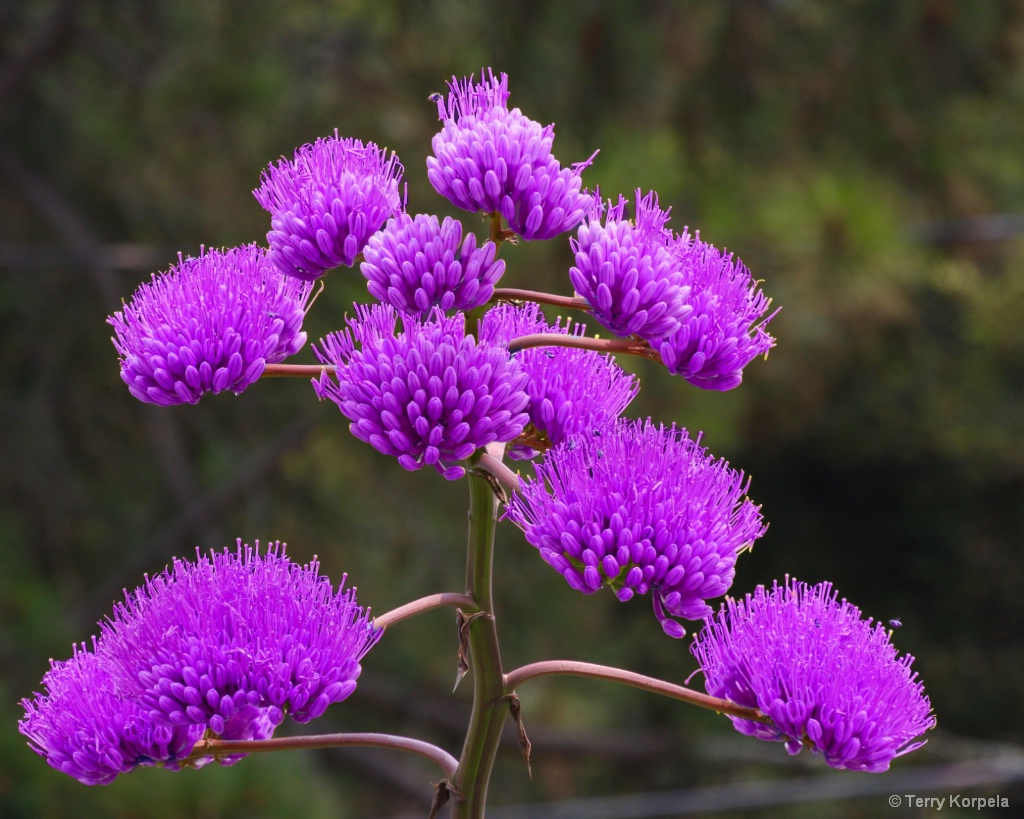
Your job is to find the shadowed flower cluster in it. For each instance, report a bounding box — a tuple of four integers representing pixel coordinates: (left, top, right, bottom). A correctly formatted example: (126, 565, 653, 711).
(254, 133, 404, 281)
(19, 541, 380, 785)
(361, 213, 505, 317)
(480, 302, 638, 457)
(690, 578, 936, 772)
(427, 69, 595, 240)
(108, 244, 312, 406)
(314, 305, 530, 479)
(505, 419, 766, 636)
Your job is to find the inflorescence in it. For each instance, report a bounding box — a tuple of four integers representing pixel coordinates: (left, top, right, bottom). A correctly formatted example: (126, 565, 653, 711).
(691, 579, 936, 771)
(27, 66, 935, 792)
(20, 542, 379, 785)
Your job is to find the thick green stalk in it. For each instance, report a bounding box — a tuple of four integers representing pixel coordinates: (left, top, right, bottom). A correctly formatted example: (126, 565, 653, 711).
(450, 470, 508, 817)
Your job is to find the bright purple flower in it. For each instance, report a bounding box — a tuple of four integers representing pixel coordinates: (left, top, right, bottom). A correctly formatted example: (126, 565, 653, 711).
(480, 302, 638, 457)
(361, 213, 505, 317)
(691, 579, 936, 772)
(505, 419, 766, 637)
(569, 191, 691, 339)
(656, 236, 776, 390)
(108, 244, 312, 406)
(254, 133, 404, 281)
(99, 541, 380, 742)
(314, 305, 530, 480)
(19, 643, 203, 785)
(427, 69, 596, 240)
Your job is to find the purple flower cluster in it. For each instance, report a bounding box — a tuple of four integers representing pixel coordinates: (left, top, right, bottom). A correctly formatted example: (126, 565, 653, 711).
(480, 302, 638, 456)
(108, 244, 312, 406)
(254, 133, 404, 281)
(657, 236, 776, 390)
(569, 191, 691, 339)
(568, 190, 775, 390)
(19, 541, 380, 785)
(427, 69, 595, 240)
(691, 579, 936, 771)
(19, 645, 203, 785)
(505, 419, 766, 636)
(361, 213, 505, 317)
(314, 305, 530, 479)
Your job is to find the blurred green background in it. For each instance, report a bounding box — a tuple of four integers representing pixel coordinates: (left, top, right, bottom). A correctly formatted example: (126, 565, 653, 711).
(3, 1, 1024, 817)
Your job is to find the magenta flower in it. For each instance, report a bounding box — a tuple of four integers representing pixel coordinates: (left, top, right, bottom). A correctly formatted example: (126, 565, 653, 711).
(314, 305, 530, 480)
(254, 133, 403, 281)
(505, 419, 766, 636)
(569, 191, 691, 339)
(427, 69, 595, 240)
(480, 302, 638, 457)
(656, 236, 776, 390)
(691, 579, 936, 771)
(361, 213, 505, 317)
(108, 244, 312, 406)
(19, 644, 203, 785)
(100, 542, 380, 739)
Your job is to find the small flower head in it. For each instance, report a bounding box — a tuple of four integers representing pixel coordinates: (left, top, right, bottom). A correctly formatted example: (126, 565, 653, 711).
(19, 644, 203, 785)
(569, 191, 692, 340)
(657, 236, 776, 390)
(505, 419, 766, 636)
(427, 69, 596, 240)
(361, 213, 505, 317)
(314, 305, 530, 479)
(108, 244, 312, 406)
(480, 302, 638, 456)
(254, 133, 404, 281)
(100, 541, 380, 741)
(691, 579, 936, 772)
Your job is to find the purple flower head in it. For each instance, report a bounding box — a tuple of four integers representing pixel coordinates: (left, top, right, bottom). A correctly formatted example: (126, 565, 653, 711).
(108, 244, 313, 406)
(19, 643, 203, 785)
(427, 69, 596, 240)
(480, 302, 638, 457)
(361, 213, 505, 317)
(657, 236, 776, 390)
(691, 579, 936, 772)
(254, 133, 404, 281)
(314, 305, 530, 480)
(505, 419, 766, 637)
(569, 190, 692, 340)
(99, 541, 380, 744)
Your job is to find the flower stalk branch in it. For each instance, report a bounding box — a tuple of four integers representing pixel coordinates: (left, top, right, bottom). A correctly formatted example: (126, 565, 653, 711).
(507, 332, 659, 361)
(262, 363, 335, 378)
(374, 593, 479, 630)
(503, 660, 771, 725)
(492, 288, 592, 312)
(194, 732, 458, 778)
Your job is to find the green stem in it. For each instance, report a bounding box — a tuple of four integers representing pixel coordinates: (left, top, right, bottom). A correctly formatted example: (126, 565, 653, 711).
(450, 468, 508, 817)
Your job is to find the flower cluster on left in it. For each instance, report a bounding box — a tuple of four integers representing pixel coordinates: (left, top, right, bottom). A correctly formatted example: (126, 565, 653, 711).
(18, 542, 380, 785)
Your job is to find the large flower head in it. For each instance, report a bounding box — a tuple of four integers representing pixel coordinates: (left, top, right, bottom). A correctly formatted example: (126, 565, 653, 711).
(691, 579, 936, 772)
(569, 190, 691, 339)
(108, 244, 312, 406)
(254, 133, 404, 281)
(656, 236, 776, 390)
(505, 419, 766, 636)
(314, 305, 530, 480)
(19, 643, 203, 785)
(100, 541, 380, 741)
(361, 213, 505, 317)
(427, 69, 595, 240)
(480, 302, 638, 457)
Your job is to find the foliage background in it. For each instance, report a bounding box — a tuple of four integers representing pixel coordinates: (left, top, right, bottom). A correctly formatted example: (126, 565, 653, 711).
(2, 0, 1023, 816)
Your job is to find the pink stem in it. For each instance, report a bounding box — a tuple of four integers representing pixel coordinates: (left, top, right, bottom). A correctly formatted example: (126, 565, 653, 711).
(194, 732, 458, 778)
(503, 660, 770, 725)
(374, 592, 478, 629)
(262, 363, 336, 378)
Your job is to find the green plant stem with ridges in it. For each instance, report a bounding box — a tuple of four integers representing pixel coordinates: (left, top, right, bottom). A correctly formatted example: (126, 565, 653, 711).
(450, 468, 508, 817)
